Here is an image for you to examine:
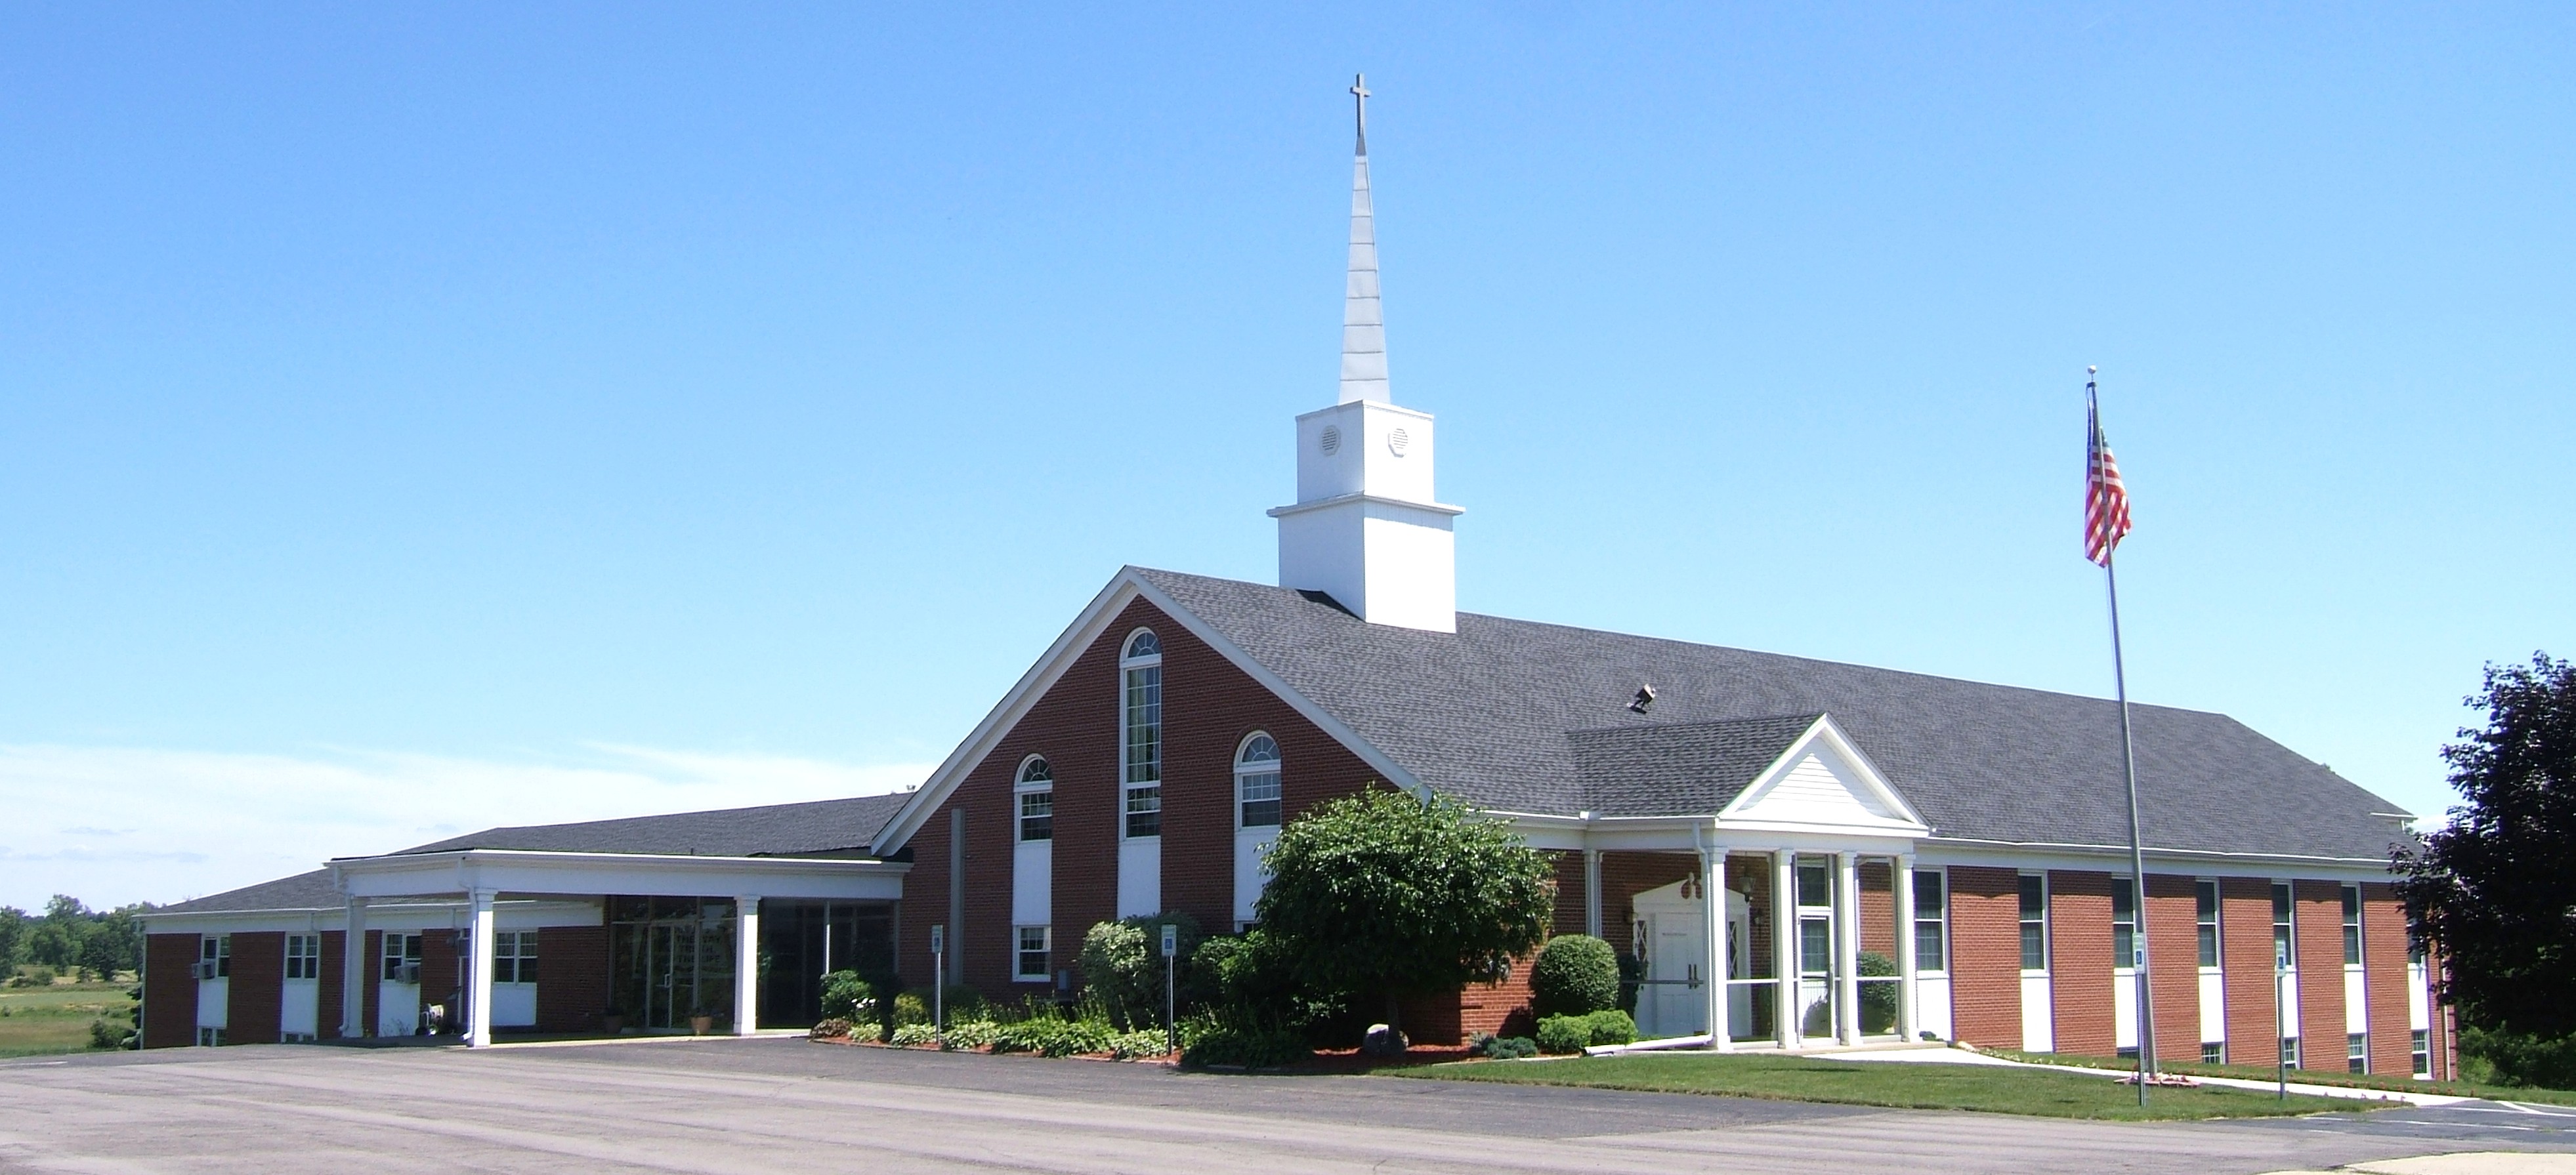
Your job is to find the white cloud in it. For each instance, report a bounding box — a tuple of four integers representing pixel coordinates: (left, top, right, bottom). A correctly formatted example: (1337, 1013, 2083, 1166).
(0, 744, 934, 911)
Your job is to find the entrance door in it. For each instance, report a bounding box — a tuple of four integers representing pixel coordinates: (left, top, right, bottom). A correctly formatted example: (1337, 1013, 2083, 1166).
(647, 924, 684, 1029)
(1645, 910, 1707, 1039)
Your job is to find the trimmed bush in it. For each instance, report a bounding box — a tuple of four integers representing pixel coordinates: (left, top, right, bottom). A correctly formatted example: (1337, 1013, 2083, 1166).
(1078, 913, 1204, 1031)
(1469, 1032, 1538, 1060)
(1529, 935, 1620, 1018)
(1535, 1014, 1592, 1055)
(1583, 1008, 1636, 1046)
(1180, 1020, 1312, 1069)
(892, 992, 930, 1027)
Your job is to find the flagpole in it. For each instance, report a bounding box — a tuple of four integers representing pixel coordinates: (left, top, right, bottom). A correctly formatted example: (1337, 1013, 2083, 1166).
(2092, 369, 2157, 1104)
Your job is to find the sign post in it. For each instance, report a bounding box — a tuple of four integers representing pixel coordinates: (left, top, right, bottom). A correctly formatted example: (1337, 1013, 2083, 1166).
(931, 924, 946, 1038)
(1160, 922, 1179, 1056)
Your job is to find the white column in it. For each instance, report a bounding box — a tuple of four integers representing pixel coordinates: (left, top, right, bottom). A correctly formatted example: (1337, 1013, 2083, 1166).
(1895, 854, 1920, 1042)
(734, 896, 761, 1036)
(467, 889, 496, 1048)
(1772, 850, 1798, 1050)
(1835, 852, 1861, 1046)
(1584, 849, 1604, 939)
(341, 897, 370, 1039)
(1704, 846, 1729, 1049)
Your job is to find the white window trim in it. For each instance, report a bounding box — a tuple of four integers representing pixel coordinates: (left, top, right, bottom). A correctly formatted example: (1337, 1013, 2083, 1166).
(2195, 878, 2223, 975)
(2019, 871, 2049, 977)
(1912, 865, 1949, 978)
(1015, 755, 1055, 843)
(1118, 630, 1163, 842)
(1013, 925, 1051, 983)
(1235, 731, 1282, 831)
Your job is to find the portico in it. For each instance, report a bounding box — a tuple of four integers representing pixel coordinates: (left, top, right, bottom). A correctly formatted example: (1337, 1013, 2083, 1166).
(1513, 712, 1933, 1050)
(331, 849, 906, 1046)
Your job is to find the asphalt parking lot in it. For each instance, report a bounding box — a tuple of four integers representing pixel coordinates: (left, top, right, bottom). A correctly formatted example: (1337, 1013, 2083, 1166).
(2, 1037, 2569, 1174)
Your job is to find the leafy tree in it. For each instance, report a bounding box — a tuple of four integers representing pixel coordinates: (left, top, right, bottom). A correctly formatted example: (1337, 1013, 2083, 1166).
(1254, 786, 1555, 1029)
(2398, 653, 2576, 1040)
(1077, 911, 1202, 1031)
(0, 906, 26, 971)
(26, 920, 77, 969)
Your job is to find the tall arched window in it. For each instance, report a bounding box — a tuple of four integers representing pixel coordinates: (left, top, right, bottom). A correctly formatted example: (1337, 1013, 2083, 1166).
(1235, 733, 1281, 829)
(1120, 630, 1162, 838)
(1016, 756, 1053, 842)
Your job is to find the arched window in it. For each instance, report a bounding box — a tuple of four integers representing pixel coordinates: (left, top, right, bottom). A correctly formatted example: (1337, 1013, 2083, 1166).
(1120, 630, 1162, 838)
(1235, 733, 1282, 829)
(1015, 756, 1053, 842)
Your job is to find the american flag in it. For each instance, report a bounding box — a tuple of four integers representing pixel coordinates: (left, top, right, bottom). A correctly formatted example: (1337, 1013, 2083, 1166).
(2085, 387, 2133, 567)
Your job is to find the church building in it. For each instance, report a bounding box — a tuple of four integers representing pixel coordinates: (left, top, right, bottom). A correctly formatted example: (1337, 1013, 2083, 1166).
(139, 86, 2448, 1080)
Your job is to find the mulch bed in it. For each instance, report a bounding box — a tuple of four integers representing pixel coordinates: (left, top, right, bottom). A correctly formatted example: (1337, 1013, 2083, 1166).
(805, 1032, 1470, 1073)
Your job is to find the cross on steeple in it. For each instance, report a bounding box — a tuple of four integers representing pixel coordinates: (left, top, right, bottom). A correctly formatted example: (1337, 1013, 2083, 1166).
(1351, 73, 1370, 155)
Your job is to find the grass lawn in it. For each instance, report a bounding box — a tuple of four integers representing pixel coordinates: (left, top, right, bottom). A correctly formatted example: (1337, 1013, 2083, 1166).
(0, 980, 133, 1058)
(1990, 1049, 2576, 1107)
(1396, 1052, 2356, 1121)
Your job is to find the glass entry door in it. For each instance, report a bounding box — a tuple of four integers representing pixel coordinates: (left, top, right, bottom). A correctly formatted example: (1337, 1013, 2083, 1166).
(610, 897, 735, 1031)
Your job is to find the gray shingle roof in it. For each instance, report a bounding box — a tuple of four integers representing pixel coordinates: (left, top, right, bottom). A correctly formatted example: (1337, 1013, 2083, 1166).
(156, 869, 344, 915)
(1568, 714, 1823, 818)
(1135, 568, 2411, 861)
(395, 792, 912, 859)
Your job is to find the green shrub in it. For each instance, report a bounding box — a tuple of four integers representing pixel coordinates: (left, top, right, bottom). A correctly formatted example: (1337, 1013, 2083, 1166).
(2462, 1026, 2576, 1089)
(1859, 951, 1899, 1034)
(1583, 1008, 1636, 1046)
(818, 970, 870, 1021)
(10, 966, 56, 989)
(1529, 935, 1620, 1018)
(87, 1018, 129, 1050)
(1468, 1031, 1538, 1060)
(808, 1018, 853, 1041)
(1108, 1029, 1170, 1059)
(1178, 1012, 1312, 1069)
(1078, 912, 1204, 1030)
(1535, 1014, 1592, 1055)
(943, 1019, 1000, 1050)
(889, 1022, 938, 1048)
(990, 1014, 1116, 1058)
(892, 992, 930, 1027)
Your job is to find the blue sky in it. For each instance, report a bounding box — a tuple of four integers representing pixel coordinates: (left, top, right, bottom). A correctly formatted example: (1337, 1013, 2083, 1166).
(4, 4, 2568, 909)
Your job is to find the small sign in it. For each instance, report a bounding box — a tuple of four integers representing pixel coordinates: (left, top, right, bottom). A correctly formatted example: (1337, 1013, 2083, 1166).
(1160, 924, 1178, 959)
(930, 925, 944, 955)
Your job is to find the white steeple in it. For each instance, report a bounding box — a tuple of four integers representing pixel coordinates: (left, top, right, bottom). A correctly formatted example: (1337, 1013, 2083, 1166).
(1268, 75, 1463, 633)
(1340, 75, 1389, 405)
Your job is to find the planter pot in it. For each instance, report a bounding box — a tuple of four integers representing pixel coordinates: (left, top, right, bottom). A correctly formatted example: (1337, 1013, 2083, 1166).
(690, 1016, 715, 1035)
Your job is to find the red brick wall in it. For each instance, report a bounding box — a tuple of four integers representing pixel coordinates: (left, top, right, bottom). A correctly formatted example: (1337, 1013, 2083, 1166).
(899, 596, 1382, 995)
(2294, 880, 2345, 1067)
(318, 931, 346, 1041)
(226, 932, 284, 1045)
(1546, 852, 1586, 938)
(2048, 871, 2115, 1058)
(2220, 877, 2278, 1067)
(537, 924, 612, 1033)
(1596, 851, 1699, 959)
(2361, 883, 2413, 1077)
(142, 934, 198, 1048)
(1859, 860, 1897, 959)
(2143, 875, 2201, 1062)
(1947, 867, 2021, 1048)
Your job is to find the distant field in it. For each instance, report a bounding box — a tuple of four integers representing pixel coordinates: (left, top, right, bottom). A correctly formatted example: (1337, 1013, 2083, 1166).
(0, 979, 133, 1058)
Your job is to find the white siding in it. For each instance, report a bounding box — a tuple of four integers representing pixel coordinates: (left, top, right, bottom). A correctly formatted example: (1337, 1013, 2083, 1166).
(2021, 974, 2054, 1052)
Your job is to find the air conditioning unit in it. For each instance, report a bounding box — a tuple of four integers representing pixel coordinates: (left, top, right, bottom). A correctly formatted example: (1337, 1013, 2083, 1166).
(395, 963, 421, 985)
(193, 960, 220, 980)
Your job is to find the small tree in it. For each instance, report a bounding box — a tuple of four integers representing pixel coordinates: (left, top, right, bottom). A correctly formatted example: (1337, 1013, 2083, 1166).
(1254, 786, 1554, 1029)
(1077, 912, 1202, 1031)
(2397, 653, 2576, 1042)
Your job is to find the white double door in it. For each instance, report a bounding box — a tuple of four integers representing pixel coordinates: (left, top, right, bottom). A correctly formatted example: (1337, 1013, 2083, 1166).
(1634, 881, 1750, 1040)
